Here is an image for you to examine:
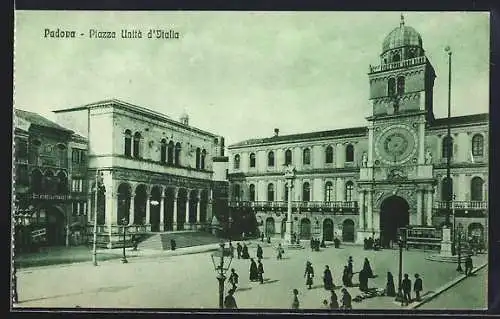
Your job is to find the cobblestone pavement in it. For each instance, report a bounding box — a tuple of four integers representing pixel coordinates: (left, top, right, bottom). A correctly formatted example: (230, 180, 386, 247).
(15, 241, 488, 310)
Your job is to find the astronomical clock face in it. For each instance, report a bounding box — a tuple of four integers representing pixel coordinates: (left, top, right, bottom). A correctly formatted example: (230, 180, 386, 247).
(375, 124, 417, 165)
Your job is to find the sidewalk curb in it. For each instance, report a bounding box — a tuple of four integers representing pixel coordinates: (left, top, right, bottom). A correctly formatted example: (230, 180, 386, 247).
(408, 262, 488, 309)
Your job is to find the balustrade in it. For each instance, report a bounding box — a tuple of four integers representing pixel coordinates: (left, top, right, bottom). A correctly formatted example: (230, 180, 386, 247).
(434, 201, 487, 210)
(229, 200, 358, 212)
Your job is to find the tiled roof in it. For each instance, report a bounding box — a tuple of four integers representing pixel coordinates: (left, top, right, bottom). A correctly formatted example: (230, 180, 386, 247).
(15, 109, 73, 133)
(229, 126, 367, 148)
(429, 113, 489, 128)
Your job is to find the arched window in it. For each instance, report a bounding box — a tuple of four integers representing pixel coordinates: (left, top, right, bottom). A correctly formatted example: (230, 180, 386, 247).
(387, 78, 396, 96)
(441, 177, 453, 201)
(345, 181, 354, 201)
(303, 148, 311, 165)
(325, 145, 333, 164)
(234, 184, 241, 201)
(393, 52, 401, 62)
(471, 177, 484, 201)
(472, 134, 484, 156)
(267, 183, 275, 202)
(133, 132, 141, 158)
(302, 182, 310, 202)
(325, 181, 333, 202)
(124, 130, 132, 156)
(345, 144, 354, 162)
(268, 151, 275, 167)
(250, 153, 256, 168)
(174, 142, 181, 166)
(285, 149, 292, 165)
(160, 139, 167, 163)
(234, 154, 240, 169)
(249, 184, 256, 202)
(442, 136, 454, 159)
(167, 141, 174, 164)
(195, 148, 201, 169)
(201, 149, 207, 169)
(397, 76, 405, 95)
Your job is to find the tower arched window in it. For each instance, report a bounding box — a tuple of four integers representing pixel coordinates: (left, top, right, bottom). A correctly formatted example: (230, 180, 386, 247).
(267, 183, 275, 202)
(302, 182, 310, 202)
(442, 136, 454, 159)
(250, 153, 256, 168)
(393, 51, 401, 62)
(441, 177, 453, 201)
(268, 151, 275, 167)
(124, 130, 132, 157)
(303, 148, 311, 165)
(325, 181, 333, 202)
(195, 148, 201, 169)
(388, 78, 396, 96)
(345, 144, 354, 162)
(397, 76, 405, 95)
(249, 184, 256, 202)
(160, 139, 167, 163)
(167, 141, 174, 164)
(285, 149, 292, 165)
(234, 154, 240, 169)
(201, 149, 206, 169)
(345, 181, 354, 202)
(470, 177, 484, 201)
(472, 134, 484, 156)
(133, 132, 141, 158)
(174, 142, 181, 166)
(325, 145, 333, 164)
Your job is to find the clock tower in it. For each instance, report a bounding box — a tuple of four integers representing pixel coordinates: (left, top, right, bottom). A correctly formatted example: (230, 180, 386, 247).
(357, 15, 437, 245)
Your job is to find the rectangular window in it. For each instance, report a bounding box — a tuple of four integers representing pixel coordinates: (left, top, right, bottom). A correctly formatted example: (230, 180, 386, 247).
(72, 202, 78, 216)
(80, 150, 86, 163)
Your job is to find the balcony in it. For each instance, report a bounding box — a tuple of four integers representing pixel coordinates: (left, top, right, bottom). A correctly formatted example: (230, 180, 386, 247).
(229, 200, 358, 214)
(369, 56, 427, 74)
(434, 201, 487, 210)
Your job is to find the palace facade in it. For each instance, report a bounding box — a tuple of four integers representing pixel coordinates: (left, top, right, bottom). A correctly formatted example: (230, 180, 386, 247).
(227, 18, 488, 245)
(53, 99, 228, 247)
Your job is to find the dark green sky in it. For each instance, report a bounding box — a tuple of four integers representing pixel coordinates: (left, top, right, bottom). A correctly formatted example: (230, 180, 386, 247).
(14, 11, 489, 145)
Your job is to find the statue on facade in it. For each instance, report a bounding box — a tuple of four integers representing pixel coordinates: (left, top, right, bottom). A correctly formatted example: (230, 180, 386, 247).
(284, 165, 296, 179)
(425, 149, 433, 164)
(361, 152, 368, 167)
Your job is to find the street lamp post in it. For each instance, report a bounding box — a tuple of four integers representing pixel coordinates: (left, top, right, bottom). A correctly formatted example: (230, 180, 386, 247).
(452, 193, 457, 255)
(395, 230, 404, 303)
(92, 170, 103, 267)
(121, 217, 128, 264)
(210, 242, 233, 309)
(456, 223, 463, 272)
(283, 165, 296, 246)
(444, 46, 453, 229)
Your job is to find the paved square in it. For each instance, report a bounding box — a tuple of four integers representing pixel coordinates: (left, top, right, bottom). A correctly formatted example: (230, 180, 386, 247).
(16, 241, 487, 309)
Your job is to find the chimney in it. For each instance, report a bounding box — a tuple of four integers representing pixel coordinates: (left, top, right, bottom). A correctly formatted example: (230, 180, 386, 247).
(274, 128, 279, 137)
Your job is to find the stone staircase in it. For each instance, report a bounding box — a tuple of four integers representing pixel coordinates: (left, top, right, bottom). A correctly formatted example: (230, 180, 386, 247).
(138, 231, 222, 251)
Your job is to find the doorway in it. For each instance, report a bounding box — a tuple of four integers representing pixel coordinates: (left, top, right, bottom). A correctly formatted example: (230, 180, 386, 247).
(323, 219, 334, 241)
(380, 195, 410, 248)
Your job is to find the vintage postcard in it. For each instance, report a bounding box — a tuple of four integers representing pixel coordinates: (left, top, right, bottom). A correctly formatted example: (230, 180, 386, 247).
(12, 10, 489, 311)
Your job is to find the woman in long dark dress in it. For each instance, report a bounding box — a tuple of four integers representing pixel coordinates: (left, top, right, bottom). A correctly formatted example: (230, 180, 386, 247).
(323, 265, 334, 291)
(385, 272, 396, 297)
(342, 266, 350, 287)
(242, 244, 250, 259)
(330, 289, 339, 309)
(363, 258, 374, 278)
(249, 258, 258, 281)
(341, 288, 352, 309)
(304, 261, 314, 289)
(256, 244, 263, 259)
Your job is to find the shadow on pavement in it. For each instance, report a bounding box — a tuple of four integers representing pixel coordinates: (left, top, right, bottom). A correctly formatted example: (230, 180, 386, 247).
(260, 279, 279, 285)
(235, 287, 252, 292)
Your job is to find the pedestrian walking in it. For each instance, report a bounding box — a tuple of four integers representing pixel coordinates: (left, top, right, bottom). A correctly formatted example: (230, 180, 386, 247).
(402, 273, 412, 305)
(340, 288, 352, 310)
(363, 257, 374, 278)
(249, 258, 258, 281)
(224, 289, 238, 309)
(323, 265, 334, 291)
(229, 242, 235, 258)
(414, 274, 423, 301)
(276, 243, 284, 260)
(291, 289, 300, 309)
(170, 239, 176, 251)
(465, 255, 474, 276)
(236, 242, 242, 259)
(304, 261, 314, 289)
(256, 244, 263, 260)
(347, 256, 354, 286)
(330, 289, 339, 309)
(242, 244, 250, 259)
(228, 268, 239, 291)
(385, 272, 396, 297)
(257, 259, 265, 284)
(358, 268, 368, 292)
(342, 266, 350, 287)
(261, 232, 265, 242)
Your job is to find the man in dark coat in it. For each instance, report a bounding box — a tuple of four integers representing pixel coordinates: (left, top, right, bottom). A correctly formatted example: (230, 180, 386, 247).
(465, 255, 474, 276)
(402, 273, 412, 305)
(342, 266, 350, 287)
(224, 289, 237, 309)
(330, 289, 339, 309)
(386, 272, 396, 297)
(249, 258, 258, 281)
(229, 242, 235, 258)
(256, 244, 263, 260)
(257, 259, 265, 284)
(304, 261, 314, 289)
(358, 268, 367, 292)
(334, 237, 340, 248)
(323, 265, 334, 290)
(229, 268, 239, 291)
(347, 256, 354, 286)
(340, 288, 352, 310)
(242, 244, 250, 259)
(414, 274, 423, 301)
(236, 243, 242, 259)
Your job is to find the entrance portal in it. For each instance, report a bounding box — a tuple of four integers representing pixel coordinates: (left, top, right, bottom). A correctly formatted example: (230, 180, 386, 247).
(323, 219, 334, 241)
(380, 195, 410, 248)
